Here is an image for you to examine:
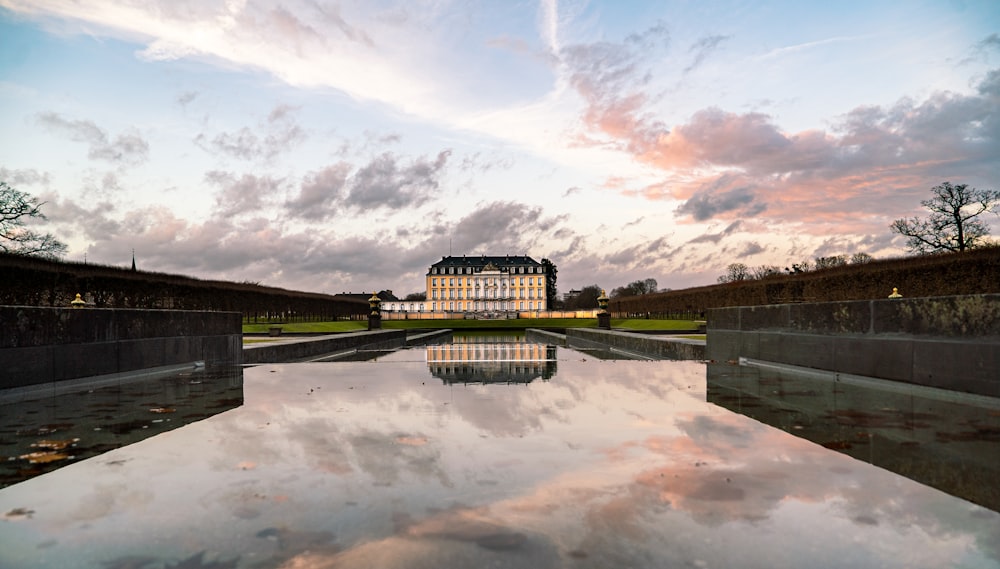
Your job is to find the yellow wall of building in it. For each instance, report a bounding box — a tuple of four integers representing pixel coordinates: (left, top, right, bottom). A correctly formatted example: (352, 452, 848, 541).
(425, 267, 547, 311)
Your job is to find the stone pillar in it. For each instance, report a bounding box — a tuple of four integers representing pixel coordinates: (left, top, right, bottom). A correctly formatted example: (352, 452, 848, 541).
(368, 292, 382, 330)
(597, 289, 611, 330)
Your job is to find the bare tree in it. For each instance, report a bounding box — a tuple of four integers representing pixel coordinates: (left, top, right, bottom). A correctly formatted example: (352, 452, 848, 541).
(717, 263, 750, 283)
(890, 182, 1000, 253)
(0, 181, 67, 259)
(785, 260, 812, 274)
(564, 285, 602, 310)
(751, 265, 782, 279)
(814, 255, 847, 270)
(850, 252, 874, 264)
(610, 278, 659, 298)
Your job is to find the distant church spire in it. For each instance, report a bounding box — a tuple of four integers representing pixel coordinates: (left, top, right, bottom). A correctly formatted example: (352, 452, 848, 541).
(131, 249, 136, 271)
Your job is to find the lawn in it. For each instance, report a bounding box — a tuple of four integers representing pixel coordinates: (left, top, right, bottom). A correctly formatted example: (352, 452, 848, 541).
(612, 319, 703, 331)
(243, 321, 368, 334)
(242, 318, 699, 334)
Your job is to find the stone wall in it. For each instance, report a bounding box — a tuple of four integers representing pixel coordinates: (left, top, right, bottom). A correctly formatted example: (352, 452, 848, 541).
(1, 306, 242, 388)
(242, 330, 407, 363)
(706, 294, 1000, 397)
(525, 328, 567, 346)
(566, 328, 706, 360)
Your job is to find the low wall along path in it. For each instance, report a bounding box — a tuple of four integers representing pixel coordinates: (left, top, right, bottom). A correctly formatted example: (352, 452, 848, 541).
(1, 306, 242, 388)
(706, 294, 1000, 397)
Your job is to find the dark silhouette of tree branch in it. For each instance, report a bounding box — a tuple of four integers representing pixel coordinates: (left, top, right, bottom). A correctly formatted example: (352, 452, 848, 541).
(0, 181, 67, 259)
(890, 182, 1000, 253)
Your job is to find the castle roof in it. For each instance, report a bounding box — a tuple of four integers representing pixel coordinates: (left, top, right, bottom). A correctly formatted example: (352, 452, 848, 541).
(428, 255, 545, 273)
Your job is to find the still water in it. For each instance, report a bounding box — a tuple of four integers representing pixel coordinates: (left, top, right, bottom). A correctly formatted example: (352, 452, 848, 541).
(1, 335, 998, 568)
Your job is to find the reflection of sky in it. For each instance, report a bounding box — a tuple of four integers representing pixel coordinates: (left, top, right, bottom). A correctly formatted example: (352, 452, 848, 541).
(1, 354, 997, 569)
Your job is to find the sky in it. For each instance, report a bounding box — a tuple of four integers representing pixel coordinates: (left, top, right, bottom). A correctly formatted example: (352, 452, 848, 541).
(1, 0, 998, 298)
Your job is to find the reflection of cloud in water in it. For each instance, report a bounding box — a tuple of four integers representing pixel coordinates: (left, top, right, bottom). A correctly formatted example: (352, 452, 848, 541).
(348, 429, 453, 488)
(70, 483, 154, 524)
(285, 417, 354, 475)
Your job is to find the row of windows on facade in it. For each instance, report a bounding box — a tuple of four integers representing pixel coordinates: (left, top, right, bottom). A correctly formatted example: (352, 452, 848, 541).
(384, 300, 545, 312)
(430, 288, 543, 299)
(430, 265, 542, 275)
(431, 276, 543, 287)
(432, 300, 545, 311)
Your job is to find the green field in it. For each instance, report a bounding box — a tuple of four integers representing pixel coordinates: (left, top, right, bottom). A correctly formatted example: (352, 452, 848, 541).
(242, 318, 699, 334)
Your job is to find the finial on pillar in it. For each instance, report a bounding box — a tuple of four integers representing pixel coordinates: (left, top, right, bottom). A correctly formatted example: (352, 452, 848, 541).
(888, 287, 902, 299)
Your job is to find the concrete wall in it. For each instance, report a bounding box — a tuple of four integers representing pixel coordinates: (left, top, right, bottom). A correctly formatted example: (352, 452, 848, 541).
(706, 294, 1000, 397)
(525, 328, 567, 346)
(1, 306, 242, 389)
(405, 329, 453, 346)
(242, 330, 407, 364)
(566, 328, 706, 360)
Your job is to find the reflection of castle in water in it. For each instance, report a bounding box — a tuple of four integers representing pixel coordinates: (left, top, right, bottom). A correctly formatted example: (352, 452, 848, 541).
(426, 335, 557, 385)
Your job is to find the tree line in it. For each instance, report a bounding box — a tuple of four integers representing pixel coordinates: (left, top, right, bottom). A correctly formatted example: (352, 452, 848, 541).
(611, 245, 1000, 317)
(717, 252, 875, 284)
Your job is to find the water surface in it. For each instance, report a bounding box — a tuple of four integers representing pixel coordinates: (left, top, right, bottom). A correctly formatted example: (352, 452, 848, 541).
(1, 342, 998, 568)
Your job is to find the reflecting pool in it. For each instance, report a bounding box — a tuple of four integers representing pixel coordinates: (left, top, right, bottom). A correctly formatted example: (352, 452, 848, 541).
(1, 338, 999, 569)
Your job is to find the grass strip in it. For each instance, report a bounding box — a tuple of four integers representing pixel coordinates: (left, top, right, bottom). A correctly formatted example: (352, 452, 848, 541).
(243, 318, 697, 334)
